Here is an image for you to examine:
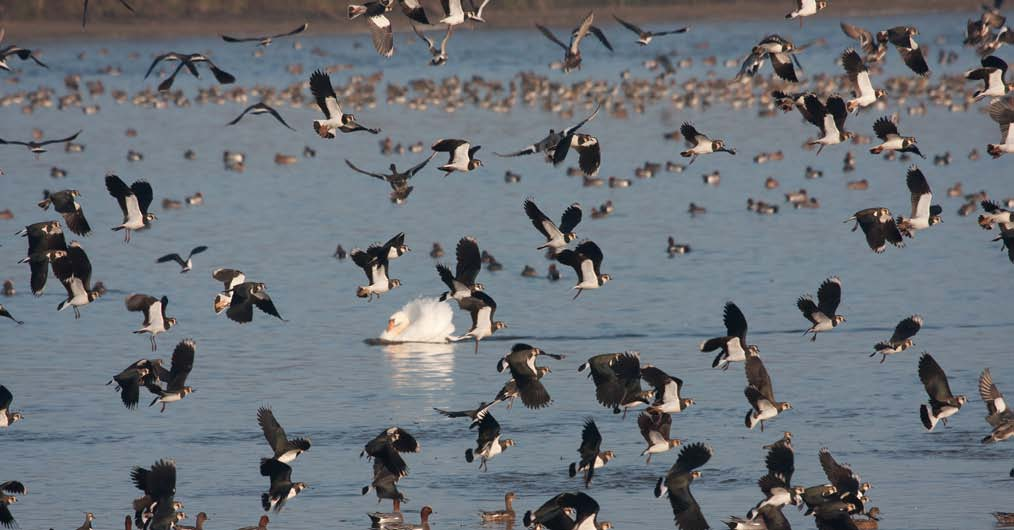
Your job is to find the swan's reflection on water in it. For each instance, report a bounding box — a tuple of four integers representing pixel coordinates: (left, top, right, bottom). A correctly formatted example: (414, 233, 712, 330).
(383, 341, 457, 389)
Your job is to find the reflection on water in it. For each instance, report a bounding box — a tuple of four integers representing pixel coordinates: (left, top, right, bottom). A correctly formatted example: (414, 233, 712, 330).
(384, 342, 457, 389)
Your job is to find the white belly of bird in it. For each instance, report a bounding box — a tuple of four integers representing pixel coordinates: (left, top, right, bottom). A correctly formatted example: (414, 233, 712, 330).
(484, 439, 502, 459)
(66, 279, 90, 306)
(0, 415, 9, 427)
(646, 442, 670, 454)
(881, 137, 905, 150)
(936, 405, 960, 421)
(160, 393, 183, 403)
(811, 319, 834, 332)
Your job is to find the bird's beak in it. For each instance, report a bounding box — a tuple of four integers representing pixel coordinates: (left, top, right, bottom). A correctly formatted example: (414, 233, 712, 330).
(386, 319, 396, 332)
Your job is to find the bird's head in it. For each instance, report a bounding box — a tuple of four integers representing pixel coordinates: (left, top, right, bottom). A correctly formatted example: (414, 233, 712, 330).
(817, 0, 829, 8)
(903, 136, 918, 147)
(876, 31, 888, 43)
(682, 397, 696, 408)
(502, 439, 516, 448)
(70, 189, 82, 197)
(294, 482, 309, 493)
(748, 344, 761, 355)
(45, 249, 68, 262)
(493, 321, 508, 332)
(833, 315, 846, 326)
(181, 387, 194, 397)
(88, 291, 102, 302)
(165, 317, 177, 329)
(564, 232, 578, 243)
(387, 312, 408, 334)
(988, 143, 1004, 158)
(876, 88, 888, 100)
(859, 482, 872, 493)
(468, 158, 484, 171)
(601, 450, 616, 462)
(957, 395, 968, 405)
(902, 338, 914, 349)
(669, 438, 682, 448)
(145, 213, 158, 223)
(342, 114, 356, 125)
(929, 214, 943, 226)
(691, 470, 702, 479)
(538, 366, 552, 376)
(599, 273, 612, 283)
(8, 412, 21, 424)
(779, 402, 793, 411)
(472, 282, 485, 292)
(389, 279, 402, 289)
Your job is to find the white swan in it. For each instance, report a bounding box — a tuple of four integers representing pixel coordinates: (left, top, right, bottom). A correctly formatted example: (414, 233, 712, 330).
(379, 297, 455, 343)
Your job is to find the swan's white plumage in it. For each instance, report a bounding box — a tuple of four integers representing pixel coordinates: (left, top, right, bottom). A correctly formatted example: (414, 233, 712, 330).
(380, 298, 455, 343)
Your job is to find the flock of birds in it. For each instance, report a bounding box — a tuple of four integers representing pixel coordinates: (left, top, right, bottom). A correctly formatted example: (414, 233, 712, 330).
(2, 0, 1014, 530)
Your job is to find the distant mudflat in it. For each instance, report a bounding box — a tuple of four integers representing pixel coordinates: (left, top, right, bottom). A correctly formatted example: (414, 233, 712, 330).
(9, 0, 976, 40)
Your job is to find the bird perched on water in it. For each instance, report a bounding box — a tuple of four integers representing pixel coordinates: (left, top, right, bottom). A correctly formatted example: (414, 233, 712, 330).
(738, 34, 804, 82)
(260, 458, 307, 513)
(0, 480, 26, 529)
(226, 102, 295, 130)
(878, 26, 929, 76)
(0, 305, 22, 325)
(796, 276, 845, 341)
(966, 55, 1010, 101)
(895, 166, 942, 237)
(845, 207, 905, 253)
(125, 294, 175, 351)
(351, 241, 401, 301)
(432, 139, 482, 175)
(842, 49, 887, 113)
(786, 0, 827, 25)
(556, 241, 610, 300)
(578, 352, 651, 415)
(347, 1, 395, 57)
(0, 386, 23, 429)
(986, 95, 1014, 158)
(0, 130, 80, 155)
(536, 11, 613, 73)
(145, 339, 195, 413)
(309, 69, 380, 137)
(144, 52, 235, 91)
(918, 353, 967, 431)
(642, 365, 695, 416)
(496, 343, 563, 409)
(466, 411, 515, 472)
(480, 492, 516, 522)
(801, 95, 852, 155)
(745, 355, 792, 431)
(872, 315, 922, 362)
(156, 246, 208, 273)
(258, 407, 311, 463)
(523, 199, 582, 256)
(453, 291, 505, 353)
(53, 241, 101, 319)
(613, 15, 688, 46)
(869, 116, 923, 158)
(411, 23, 453, 66)
(106, 174, 156, 243)
(568, 419, 613, 488)
(437, 236, 483, 302)
(680, 123, 736, 165)
(226, 282, 285, 323)
(221, 23, 308, 46)
(700, 302, 759, 370)
(131, 459, 182, 530)
(638, 412, 681, 463)
(523, 492, 606, 530)
(345, 154, 434, 205)
(38, 189, 90, 236)
(655, 442, 712, 530)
